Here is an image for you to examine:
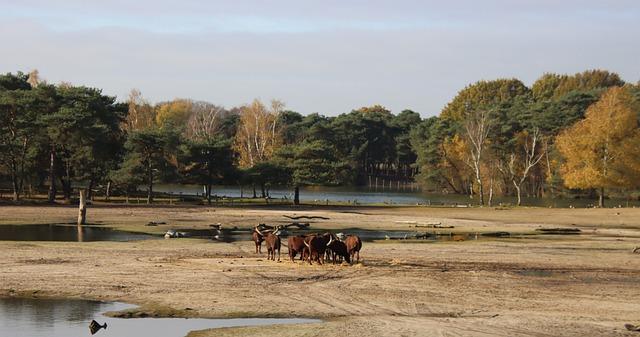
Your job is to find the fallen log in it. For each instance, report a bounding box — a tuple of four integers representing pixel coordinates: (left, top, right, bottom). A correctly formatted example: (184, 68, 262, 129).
(535, 228, 581, 234)
(283, 215, 330, 220)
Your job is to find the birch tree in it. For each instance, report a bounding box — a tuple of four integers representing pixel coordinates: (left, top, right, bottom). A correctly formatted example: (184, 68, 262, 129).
(187, 101, 225, 141)
(234, 99, 284, 168)
(504, 128, 545, 206)
(462, 105, 493, 205)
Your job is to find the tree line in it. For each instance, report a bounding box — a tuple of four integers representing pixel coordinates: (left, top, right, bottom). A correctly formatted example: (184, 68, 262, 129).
(1, 69, 639, 206)
(410, 70, 640, 206)
(0, 70, 419, 204)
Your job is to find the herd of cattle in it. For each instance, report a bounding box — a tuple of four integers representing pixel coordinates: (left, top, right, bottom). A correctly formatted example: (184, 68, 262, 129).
(252, 224, 362, 265)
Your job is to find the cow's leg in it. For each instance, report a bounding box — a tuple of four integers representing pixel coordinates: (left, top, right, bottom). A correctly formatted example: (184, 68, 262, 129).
(277, 247, 280, 262)
(357, 250, 360, 263)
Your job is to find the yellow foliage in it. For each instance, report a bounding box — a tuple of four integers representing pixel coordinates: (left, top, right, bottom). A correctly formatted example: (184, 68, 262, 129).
(155, 99, 193, 128)
(439, 134, 472, 190)
(234, 99, 284, 168)
(557, 87, 640, 190)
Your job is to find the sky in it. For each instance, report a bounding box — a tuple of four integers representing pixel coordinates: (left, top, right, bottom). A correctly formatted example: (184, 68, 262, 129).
(1, 1, 639, 116)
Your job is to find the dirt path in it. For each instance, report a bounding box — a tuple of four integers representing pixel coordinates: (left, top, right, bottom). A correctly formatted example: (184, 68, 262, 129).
(1, 205, 640, 336)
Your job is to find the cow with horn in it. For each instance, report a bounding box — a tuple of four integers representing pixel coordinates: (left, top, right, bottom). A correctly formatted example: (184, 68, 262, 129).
(255, 225, 282, 261)
(252, 224, 265, 254)
(303, 232, 333, 265)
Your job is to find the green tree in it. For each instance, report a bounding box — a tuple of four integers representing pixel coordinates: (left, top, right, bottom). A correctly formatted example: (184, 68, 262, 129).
(112, 128, 179, 204)
(180, 138, 234, 204)
(44, 85, 126, 201)
(0, 72, 44, 200)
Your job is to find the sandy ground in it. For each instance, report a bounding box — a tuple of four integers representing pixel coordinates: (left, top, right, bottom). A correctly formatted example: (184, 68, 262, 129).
(2, 204, 640, 336)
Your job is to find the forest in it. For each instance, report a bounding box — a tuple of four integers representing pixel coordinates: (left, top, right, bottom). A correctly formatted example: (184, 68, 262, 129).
(1, 69, 639, 206)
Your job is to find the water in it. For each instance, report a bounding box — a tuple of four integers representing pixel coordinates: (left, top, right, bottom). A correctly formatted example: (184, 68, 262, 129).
(150, 184, 640, 207)
(180, 227, 424, 243)
(0, 298, 320, 337)
(0, 224, 152, 242)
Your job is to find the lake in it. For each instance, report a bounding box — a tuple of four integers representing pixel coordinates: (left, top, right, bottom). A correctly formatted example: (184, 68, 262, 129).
(0, 297, 319, 337)
(150, 184, 640, 208)
(0, 224, 152, 242)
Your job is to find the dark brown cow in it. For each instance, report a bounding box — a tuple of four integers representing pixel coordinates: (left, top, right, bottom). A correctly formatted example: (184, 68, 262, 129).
(345, 235, 362, 263)
(252, 229, 264, 254)
(287, 235, 307, 262)
(303, 233, 332, 265)
(327, 239, 351, 264)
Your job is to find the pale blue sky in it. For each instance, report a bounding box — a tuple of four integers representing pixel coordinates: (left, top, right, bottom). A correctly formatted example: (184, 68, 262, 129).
(1, 1, 639, 116)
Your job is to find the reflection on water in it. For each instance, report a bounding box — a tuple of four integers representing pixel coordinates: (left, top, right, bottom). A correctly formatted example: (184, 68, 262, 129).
(0, 224, 152, 242)
(150, 184, 640, 207)
(0, 298, 320, 337)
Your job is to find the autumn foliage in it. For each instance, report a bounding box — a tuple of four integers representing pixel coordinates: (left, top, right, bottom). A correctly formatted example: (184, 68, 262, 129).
(556, 87, 640, 205)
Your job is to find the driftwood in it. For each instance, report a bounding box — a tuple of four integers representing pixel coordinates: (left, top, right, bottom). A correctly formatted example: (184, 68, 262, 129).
(535, 228, 581, 234)
(283, 215, 330, 220)
(415, 223, 454, 229)
(146, 221, 166, 226)
(633, 247, 640, 254)
(258, 222, 310, 230)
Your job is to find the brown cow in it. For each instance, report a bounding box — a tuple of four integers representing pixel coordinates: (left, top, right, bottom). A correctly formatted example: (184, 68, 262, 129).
(327, 239, 351, 264)
(303, 233, 332, 265)
(265, 233, 281, 261)
(252, 228, 264, 254)
(344, 235, 362, 263)
(287, 235, 307, 262)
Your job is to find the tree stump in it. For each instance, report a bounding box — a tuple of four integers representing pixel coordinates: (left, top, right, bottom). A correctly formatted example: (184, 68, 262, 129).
(77, 189, 87, 226)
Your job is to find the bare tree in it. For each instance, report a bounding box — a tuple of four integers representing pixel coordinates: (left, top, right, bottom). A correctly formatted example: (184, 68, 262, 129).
(503, 128, 545, 206)
(27, 69, 41, 87)
(124, 89, 155, 131)
(463, 106, 492, 205)
(234, 99, 284, 168)
(187, 101, 225, 141)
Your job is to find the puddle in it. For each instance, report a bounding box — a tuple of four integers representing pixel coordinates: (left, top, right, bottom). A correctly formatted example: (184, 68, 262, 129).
(0, 297, 319, 337)
(177, 227, 423, 243)
(0, 224, 152, 242)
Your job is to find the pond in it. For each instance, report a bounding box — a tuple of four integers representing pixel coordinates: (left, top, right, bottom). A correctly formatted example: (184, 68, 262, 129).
(150, 184, 640, 208)
(171, 226, 456, 243)
(0, 297, 320, 337)
(0, 224, 152, 242)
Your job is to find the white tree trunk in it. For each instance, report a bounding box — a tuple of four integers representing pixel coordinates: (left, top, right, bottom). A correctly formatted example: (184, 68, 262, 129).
(77, 189, 87, 226)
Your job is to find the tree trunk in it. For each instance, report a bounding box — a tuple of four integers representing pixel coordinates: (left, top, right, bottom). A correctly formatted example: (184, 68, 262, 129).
(476, 174, 484, 206)
(47, 147, 57, 203)
(488, 177, 494, 207)
(105, 181, 111, 201)
(599, 188, 605, 208)
(206, 183, 212, 205)
(294, 186, 300, 205)
(11, 172, 20, 201)
(252, 184, 257, 198)
(147, 162, 153, 204)
(260, 183, 266, 198)
(515, 185, 522, 206)
(86, 178, 94, 201)
(77, 189, 87, 225)
(60, 177, 71, 203)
